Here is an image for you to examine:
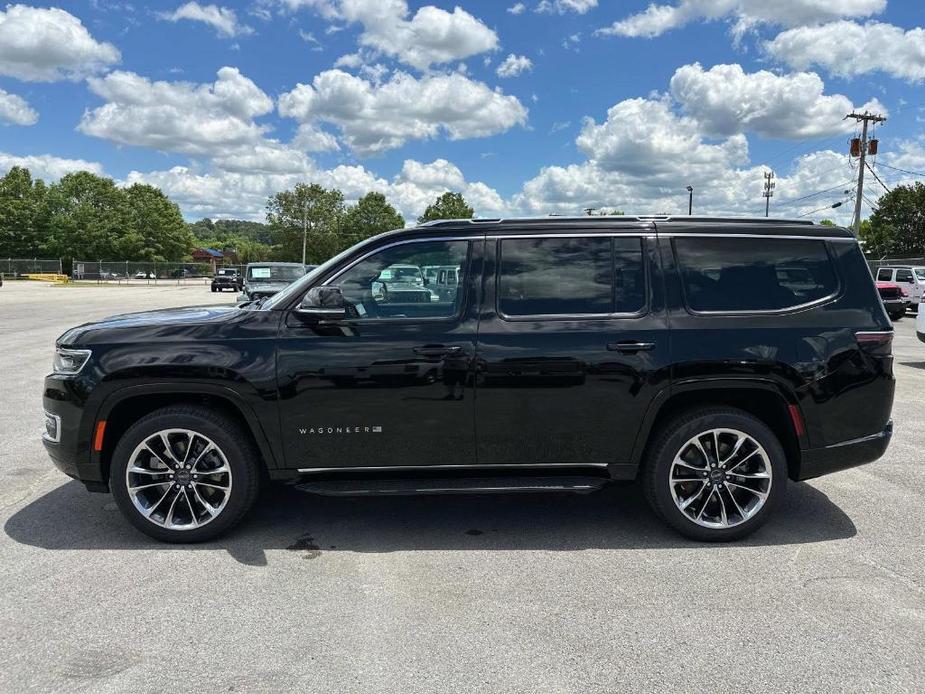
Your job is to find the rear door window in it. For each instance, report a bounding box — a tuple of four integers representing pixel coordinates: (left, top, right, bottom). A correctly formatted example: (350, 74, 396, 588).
(675, 237, 838, 312)
(498, 236, 645, 317)
(895, 269, 914, 283)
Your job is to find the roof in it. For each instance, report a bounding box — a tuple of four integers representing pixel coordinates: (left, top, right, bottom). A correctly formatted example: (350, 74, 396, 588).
(410, 216, 855, 239)
(194, 247, 224, 257)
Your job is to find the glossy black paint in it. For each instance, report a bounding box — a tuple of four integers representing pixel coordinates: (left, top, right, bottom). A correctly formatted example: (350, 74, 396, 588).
(42, 218, 894, 493)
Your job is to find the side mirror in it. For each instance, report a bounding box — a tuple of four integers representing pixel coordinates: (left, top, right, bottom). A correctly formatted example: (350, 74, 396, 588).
(297, 285, 347, 320)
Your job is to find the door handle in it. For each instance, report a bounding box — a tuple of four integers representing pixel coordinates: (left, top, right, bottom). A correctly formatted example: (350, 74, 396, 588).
(607, 341, 655, 353)
(413, 345, 462, 357)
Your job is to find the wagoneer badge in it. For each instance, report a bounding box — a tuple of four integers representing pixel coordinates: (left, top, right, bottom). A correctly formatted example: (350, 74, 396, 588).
(298, 426, 383, 435)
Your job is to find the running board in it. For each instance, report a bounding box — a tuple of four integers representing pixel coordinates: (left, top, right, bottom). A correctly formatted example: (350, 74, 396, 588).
(295, 476, 608, 497)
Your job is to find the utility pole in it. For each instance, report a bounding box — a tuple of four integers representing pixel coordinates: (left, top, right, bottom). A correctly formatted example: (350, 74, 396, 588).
(301, 200, 309, 266)
(762, 171, 775, 217)
(846, 111, 886, 233)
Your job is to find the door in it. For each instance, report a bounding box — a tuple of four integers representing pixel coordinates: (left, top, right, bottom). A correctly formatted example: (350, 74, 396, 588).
(893, 268, 920, 303)
(474, 231, 670, 468)
(276, 238, 481, 470)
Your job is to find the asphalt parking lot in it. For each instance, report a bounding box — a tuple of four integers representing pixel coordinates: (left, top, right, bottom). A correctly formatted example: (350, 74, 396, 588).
(1, 280, 922, 693)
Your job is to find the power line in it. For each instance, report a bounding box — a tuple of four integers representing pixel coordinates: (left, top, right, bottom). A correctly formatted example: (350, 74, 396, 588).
(797, 199, 849, 218)
(876, 162, 925, 178)
(777, 181, 854, 207)
(866, 162, 892, 193)
(861, 192, 880, 210)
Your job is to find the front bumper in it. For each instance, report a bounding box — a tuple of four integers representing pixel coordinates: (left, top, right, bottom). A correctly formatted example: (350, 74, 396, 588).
(798, 420, 892, 481)
(42, 374, 106, 489)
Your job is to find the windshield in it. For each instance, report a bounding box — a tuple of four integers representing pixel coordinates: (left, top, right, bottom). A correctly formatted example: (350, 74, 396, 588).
(380, 266, 423, 284)
(915, 268, 925, 281)
(247, 265, 304, 282)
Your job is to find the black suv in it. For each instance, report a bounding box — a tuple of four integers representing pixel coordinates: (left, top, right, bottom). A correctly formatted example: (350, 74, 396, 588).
(43, 217, 894, 543)
(210, 267, 242, 293)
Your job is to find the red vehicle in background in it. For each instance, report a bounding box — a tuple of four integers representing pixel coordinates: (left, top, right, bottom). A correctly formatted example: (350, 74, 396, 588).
(876, 281, 908, 320)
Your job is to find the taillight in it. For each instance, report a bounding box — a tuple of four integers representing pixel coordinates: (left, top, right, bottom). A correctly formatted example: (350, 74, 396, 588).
(856, 331, 893, 356)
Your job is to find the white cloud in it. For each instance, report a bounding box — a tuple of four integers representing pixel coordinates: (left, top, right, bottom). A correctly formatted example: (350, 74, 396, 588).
(766, 21, 925, 83)
(0, 4, 120, 82)
(507, 3, 526, 15)
(79, 68, 274, 156)
(278, 69, 527, 155)
(336, 0, 498, 70)
(0, 152, 104, 181)
(596, 0, 885, 38)
(496, 54, 533, 78)
(280, 1, 498, 70)
(299, 30, 323, 50)
(576, 96, 749, 178)
(0, 88, 38, 126)
(126, 157, 507, 222)
(669, 63, 885, 139)
(291, 123, 341, 152)
(159, 3, 253, 38)
(537, 0, 598, 15)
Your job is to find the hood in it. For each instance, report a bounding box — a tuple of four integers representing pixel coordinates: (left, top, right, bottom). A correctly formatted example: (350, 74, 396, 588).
(58, 305, 240, 345)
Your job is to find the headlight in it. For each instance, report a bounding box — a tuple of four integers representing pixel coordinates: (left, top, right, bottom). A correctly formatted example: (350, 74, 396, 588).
(53, 347, 91, 375)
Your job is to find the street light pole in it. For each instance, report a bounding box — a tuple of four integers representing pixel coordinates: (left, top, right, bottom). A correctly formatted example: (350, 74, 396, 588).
(686, 186, 693, 215)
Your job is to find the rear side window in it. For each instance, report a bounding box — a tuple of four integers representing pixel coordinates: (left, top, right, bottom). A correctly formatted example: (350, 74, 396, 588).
(498, 236, 645, 317)
(895, 269, 914, 283)
(877, 268, 893, 281)
(675, 237, 838, 312)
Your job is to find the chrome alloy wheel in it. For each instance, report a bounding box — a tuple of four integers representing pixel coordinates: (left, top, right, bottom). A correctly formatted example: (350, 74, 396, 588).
(669, 428, 772, 529)
(125, 429, 232, 531)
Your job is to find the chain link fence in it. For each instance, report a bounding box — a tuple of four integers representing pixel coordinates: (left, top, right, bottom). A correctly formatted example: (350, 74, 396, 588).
(1, 258, 63, 278)
(868, 257, 925, 272)
(71, 260, 237, 284)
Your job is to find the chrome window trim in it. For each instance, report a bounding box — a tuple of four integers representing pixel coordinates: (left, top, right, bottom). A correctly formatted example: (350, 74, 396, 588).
(661, 232, 857, 243)
(494, 234, 651, 322)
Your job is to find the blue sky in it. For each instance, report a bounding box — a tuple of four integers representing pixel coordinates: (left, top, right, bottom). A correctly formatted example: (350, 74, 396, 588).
(1, 0, 924, 223)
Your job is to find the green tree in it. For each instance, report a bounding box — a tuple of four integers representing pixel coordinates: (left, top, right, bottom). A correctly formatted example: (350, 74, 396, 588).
(0, 166, 49, 257)
(123, 183, 194, 261)
(44, 171, 132, 261)
(818, 219, 836, 227)
(266, 183, 345, 263)
(417, 192, 474, 224)
(343, 192, 405, 244)
(862, 183, 925, 257)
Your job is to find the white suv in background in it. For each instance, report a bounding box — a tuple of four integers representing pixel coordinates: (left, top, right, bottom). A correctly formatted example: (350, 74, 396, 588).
(875, 266, 925, 310)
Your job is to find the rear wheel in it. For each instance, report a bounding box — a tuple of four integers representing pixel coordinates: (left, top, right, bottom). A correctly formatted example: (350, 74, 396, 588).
(643, 407, 788, 541)
(110, 406, 261, 542)
(889, 310, 904, 320)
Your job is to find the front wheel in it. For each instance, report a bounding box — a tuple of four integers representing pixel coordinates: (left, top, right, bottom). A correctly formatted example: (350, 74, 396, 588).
(643, 407, 788, 541)
(110, 406, 261, 542)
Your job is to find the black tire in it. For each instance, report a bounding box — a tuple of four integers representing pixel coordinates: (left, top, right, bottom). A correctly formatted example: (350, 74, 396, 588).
(889, 311, 903, 321)
(109, 405, 261, 543)
(642, 407, 788, 542)
(211, 287, 217, 292)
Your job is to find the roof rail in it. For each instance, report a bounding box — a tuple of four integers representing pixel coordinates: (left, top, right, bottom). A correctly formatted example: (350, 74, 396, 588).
(418, 215, 817, 227)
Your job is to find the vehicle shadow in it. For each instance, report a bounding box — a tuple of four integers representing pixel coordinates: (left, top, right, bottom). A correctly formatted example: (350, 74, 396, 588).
(4, 479, 857, 566)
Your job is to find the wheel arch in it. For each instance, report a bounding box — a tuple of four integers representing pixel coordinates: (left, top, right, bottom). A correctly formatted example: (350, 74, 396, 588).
(632, 380, 804, 480)
(93, 383, 279, 489)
